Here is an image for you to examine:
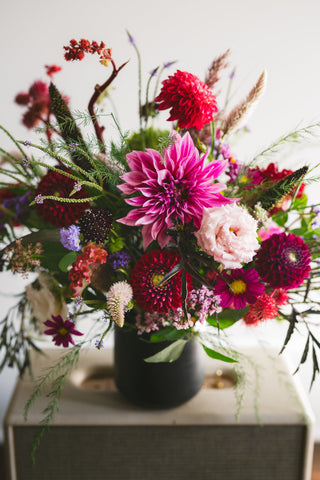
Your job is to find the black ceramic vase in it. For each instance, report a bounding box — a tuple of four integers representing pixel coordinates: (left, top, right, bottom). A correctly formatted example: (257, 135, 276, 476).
(114, 326, 206, 408)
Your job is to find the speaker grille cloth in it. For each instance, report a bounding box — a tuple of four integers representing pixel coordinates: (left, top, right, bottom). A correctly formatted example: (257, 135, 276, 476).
(12, 424, 306, 480)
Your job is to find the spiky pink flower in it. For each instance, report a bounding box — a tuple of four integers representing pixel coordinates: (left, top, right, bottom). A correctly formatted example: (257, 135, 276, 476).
(243, 293, 279, 325)
(106, 281, 133, 327)
(155, 70, 217, 130)
(118, 132, 235, 249)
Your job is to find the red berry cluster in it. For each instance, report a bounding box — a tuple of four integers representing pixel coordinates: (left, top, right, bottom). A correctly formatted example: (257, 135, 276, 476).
(63, 39, 106, 61)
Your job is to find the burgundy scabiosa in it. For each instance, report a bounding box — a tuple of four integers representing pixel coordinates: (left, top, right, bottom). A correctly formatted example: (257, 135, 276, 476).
(78, 207, 113, 244)
(118, 131, 236, 249)
(255, 232, 311, 289)
(35, 170, 90, 227)
(129, 249, 192, 313)
(44, 315, 83, 347)
(155, 70, 217, 130)
(214, 268, 265, 309)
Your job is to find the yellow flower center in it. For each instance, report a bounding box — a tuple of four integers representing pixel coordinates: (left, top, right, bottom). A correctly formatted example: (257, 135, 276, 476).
(58, 327, 68, 336)
(288, 251, 298, 263)
(230, 279, 247, 294)
(152, 273, 164, 287)
(240, 175, 249, 184)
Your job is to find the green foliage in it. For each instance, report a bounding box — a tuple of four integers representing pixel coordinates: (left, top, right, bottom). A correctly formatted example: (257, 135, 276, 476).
(202, 344, 237, 363)
(58, 251, 78, 272)
(144, 339, 188, 363)
(257, 166, 308, 211)
(150, 326, 191, 342)
(49, 83, 92, 171)
(126, 127, 170, 151)
(207, 307, 249, 329)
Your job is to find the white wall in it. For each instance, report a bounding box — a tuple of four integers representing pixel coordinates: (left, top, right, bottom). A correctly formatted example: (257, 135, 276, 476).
(1, 0, 320, 443)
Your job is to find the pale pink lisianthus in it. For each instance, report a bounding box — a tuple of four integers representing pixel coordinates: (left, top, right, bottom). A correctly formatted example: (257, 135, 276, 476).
(258, 221, 284, 241)
(195, 204, 260, 269)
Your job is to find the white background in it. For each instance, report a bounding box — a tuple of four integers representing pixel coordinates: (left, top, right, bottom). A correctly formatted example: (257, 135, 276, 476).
(1, 0, 320, 443)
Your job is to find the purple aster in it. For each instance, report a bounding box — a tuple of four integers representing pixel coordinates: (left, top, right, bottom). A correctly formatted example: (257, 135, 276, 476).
(214, 268, 265, 309)
(44, 315, 83, 347)
(108, 251, 131, 270)
(117, 131, 237, 249)
(60, 225, 81, 251)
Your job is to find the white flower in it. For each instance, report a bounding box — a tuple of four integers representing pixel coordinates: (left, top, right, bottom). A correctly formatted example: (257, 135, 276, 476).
(195, 204, 260, 269)
(25, 272, 68, 333)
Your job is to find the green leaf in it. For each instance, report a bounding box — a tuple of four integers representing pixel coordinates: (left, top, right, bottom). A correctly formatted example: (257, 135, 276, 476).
(144, 339, 187, 363)
(58, 251, 77, 272)
(207, 307, 249, 329)
(202, 344, 237, 363)
(150, 327, 190, 343)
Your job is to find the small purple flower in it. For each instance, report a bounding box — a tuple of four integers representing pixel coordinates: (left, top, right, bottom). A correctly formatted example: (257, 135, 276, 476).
(149, 67, 159, 77)
(23, 157, 30, 167)
(74, 181, 82, 192)
(127, 31, 135, 45)
(108, 251, 131, 270)
(163, 61, 176, 69)
(95, 339, 104, 350)
(35, 194, 43, 204)
(24, 140, 31, 147)
(74, 296, 84, 307)
(69, 142, 78, 152)
(60, 225, 81, 251)
(229, 69, 236, 80)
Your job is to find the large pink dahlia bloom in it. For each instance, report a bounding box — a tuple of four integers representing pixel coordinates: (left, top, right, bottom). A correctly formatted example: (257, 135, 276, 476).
(118, 132, 236, 249)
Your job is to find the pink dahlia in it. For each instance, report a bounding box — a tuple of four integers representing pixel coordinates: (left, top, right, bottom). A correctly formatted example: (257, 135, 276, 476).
(255, 232, 311, 289)
(129, 249, 192, 313)
(44, 315, 83, 347)
(155, 70, 217, 130)
(214, 268, 265, 309)
(118, 131, 235, 249)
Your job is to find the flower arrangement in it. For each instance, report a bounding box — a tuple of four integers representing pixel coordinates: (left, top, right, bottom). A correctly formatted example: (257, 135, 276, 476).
(1, 33, 320, 427)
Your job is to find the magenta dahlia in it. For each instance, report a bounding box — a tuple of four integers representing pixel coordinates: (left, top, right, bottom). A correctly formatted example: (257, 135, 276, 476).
(129, 249, 192, 313)
(155, 70, 217, 130)
(255, 232, 311, 289)
(118, 131, 236, 249)
(44, 315, 83, 347)
(35, 170, 90, 227)
(213, 268, 265, 309)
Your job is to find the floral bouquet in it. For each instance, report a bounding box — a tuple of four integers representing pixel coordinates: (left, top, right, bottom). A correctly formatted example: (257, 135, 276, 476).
(1, 34, 320, 433)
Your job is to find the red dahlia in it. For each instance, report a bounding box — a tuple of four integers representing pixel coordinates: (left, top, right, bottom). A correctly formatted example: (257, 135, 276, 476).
(35, 170, 90, 227)
(255, 232, 311, 289)
(130, 250, 192, 313)
(155, 70, 217, 130)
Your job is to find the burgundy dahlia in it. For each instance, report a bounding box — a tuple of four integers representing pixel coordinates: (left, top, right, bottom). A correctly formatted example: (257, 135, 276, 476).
(129, 250, 192, 313)
(35, 170, 90, 227)
(155, 70, 217, 130)
(255, 232, 311, 289)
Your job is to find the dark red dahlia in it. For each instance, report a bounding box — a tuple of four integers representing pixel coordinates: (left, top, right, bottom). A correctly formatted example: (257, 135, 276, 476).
(255, 232, 311, 289)
(155, 70, 217, 130)
(130, 250, 192, 313)
(35, 170, 90, 227)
